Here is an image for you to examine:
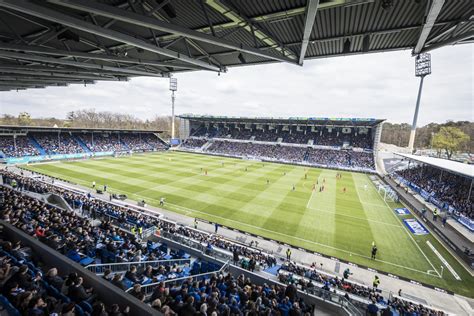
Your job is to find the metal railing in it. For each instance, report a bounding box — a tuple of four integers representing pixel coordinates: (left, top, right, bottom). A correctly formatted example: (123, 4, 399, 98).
(129, 260, 230, 296)
(86, 258, 191, 275)
(160, 231, 234, 262)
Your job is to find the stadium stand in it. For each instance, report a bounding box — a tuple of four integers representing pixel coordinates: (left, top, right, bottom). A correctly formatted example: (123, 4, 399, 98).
(0, 126, 167, 162)
(31, 133, 84, 155)
(178, 116, 380, 172)
(0, 169, 453, 315)
(0, 233, 133, 316)
(394, 165, 473, 220)
(0, 135, 39, 158)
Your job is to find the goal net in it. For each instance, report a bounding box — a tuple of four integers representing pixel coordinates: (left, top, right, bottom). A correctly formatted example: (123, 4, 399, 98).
(378, 184, 399, 202)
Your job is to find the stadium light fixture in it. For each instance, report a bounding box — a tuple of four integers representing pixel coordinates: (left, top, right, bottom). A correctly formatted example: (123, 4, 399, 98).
(415, 53, 431, 77)
(408, 53, 432, 152)
(170, 77, 178, 143)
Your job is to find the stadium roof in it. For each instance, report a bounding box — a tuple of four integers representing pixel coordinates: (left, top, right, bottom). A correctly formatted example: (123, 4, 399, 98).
(180, 114, 384, 126)
(0, 0, 472, 91)
(0, 125, 164, 133)
(396, 153, 474, 179)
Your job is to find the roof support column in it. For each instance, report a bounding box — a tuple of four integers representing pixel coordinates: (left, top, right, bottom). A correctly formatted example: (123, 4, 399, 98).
(299, 0, 319, 65)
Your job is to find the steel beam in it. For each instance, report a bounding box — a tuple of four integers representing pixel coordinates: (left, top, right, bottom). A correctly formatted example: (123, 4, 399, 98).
(413, 0, 445, 54)
(48, 0, 297, 65)
(0, 0, 220, 71)
(0, 67, 124, 81)
(420, 30, 474, 53)
(0, 43, 199, 70)
(0, 50, 166, 77)
(299, 0, 319, 65)
(154, 0, 365, 43)
(0, 76, 94, 85)
(0, 65, 128, 77)
(205, 0, 297, 61)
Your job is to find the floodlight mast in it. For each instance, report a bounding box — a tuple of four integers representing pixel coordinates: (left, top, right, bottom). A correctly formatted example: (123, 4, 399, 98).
(169, 77, 177, 141)
(408, 53, 431, 152)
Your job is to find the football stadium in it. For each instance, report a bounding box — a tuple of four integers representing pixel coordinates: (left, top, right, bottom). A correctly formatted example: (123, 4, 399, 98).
(0, 1, 473, 316)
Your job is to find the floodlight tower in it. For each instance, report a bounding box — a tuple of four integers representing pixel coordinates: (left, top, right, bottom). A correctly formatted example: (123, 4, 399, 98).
(408, 53, 431, 152)
(169, 77, 178, 140)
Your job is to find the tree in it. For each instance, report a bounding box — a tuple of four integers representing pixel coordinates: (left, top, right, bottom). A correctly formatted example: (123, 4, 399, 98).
(432, 127, 470, 159)
(17, 112, 31, 126)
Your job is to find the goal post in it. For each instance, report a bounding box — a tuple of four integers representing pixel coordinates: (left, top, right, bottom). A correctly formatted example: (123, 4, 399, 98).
(377, 184, 399, 202)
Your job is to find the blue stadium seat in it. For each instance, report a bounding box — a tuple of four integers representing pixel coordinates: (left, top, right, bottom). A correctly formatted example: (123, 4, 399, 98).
(59, 293, 71, 304)
(0, 295, 21, 316)
(74, 303, 85, 316)
(122, 278, 134, 289)
(78, 301, 93, 314)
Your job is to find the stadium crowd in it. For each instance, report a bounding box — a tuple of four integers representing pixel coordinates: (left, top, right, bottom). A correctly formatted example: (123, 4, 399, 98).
(0, 136, 39, 158)
(395, 165, 473, 219)
(119, 134, 149, 151)
(79, 134, 127, 153)
(191, 124, 374, 149)
(1, 132, 166, 158)
(181, 138, 208, 149)
(202, 141, 375, 170)
(207, 141, 307, 163)
(0, 236, 131, 316)
(32, 133, 84, 155)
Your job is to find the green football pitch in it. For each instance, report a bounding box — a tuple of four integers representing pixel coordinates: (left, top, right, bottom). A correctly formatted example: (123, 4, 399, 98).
(24, 151, 473, 297)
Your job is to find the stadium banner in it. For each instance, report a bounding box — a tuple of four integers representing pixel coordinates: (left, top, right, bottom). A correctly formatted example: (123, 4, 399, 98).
(457, 216, 474, 232)
(403, 218, 429, 235)
(5, 151, 116, 164)
(420, 189, 430, 200)
(394, 208, 410, 216)
(429, 196, 443, 209)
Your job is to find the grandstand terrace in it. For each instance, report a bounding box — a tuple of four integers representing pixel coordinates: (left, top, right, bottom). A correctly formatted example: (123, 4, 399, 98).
(0, 125, 168, 163)
(178, 115, 382, 172)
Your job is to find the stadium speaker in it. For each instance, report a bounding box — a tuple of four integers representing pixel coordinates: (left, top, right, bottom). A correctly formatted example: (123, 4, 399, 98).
(238, 53, 247, 64)
(362, 35, 370, 52)
(96, 189, 103, 194)
(343, 39, 351, 54)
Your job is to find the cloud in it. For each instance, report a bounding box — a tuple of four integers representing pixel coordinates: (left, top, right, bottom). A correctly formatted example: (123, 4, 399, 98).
(0, 45, 472, 125)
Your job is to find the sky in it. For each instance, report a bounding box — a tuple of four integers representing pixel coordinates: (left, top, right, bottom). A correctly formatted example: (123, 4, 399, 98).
(0, 44, 472, 125)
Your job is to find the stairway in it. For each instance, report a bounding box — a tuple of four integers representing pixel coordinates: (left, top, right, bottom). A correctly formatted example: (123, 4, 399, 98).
(28, 135, 46, 155)
(303, 149, 310, 161)
(73, 135, 91, 153)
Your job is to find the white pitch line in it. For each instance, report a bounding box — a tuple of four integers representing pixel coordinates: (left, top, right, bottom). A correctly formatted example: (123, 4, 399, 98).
(426, 241, 461, 280)
(306, 207, 403, 228)
(305, 171, 325, 209)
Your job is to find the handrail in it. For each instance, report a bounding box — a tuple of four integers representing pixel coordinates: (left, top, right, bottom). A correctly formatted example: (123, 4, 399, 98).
(86, 258, 191, 275)
(129, 260, 230, 296)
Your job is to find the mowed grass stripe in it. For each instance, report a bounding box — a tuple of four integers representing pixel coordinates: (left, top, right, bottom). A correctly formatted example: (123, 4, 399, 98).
(334, 172, 375, 256)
